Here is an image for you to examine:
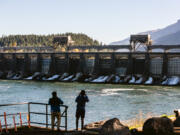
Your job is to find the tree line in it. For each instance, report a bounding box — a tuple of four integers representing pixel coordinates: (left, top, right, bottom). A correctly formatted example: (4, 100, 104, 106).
(0, 33, 101, 47)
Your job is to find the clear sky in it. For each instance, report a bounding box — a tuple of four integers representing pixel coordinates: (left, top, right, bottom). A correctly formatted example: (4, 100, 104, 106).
(0, 0, 180, 44)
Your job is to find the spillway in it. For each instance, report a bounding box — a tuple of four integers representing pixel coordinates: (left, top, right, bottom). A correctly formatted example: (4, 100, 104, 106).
(68, 54, 81, 74)
(168, 76, 180, 85)
(84, 57, 95, 75)
(129, 76, 136, 84)
(47, 75, 60, 81)
(0, 52, 180, 85)
(29, 54, 38, 74)
(135, 76, 143, 84)
(54, 54, 68, 74)
(150, 57, 163, 76)
(168, 57, 180, 76)
(41, 54, 51, 75)
(115, 54, 128, 76)
(145, 77, 153, 84)
(98, 54, 113, 75)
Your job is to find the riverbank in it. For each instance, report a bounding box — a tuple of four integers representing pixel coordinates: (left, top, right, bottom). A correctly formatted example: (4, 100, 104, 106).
(2, 117, 180, 135)
(0, 102, 179, 135)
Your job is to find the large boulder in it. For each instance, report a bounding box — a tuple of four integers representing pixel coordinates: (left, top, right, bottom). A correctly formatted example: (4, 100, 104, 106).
(100, 118, 131, 135)
(143, 117, 174, 135)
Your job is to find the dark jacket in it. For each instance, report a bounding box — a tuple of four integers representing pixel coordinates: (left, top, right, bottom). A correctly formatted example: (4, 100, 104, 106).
(49, 97, 63, 112)
(75, 95, 89, 110)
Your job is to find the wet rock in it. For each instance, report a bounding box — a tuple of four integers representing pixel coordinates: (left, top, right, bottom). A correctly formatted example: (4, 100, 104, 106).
(143, 117, 174, 135)
(100, 118, 131, 135)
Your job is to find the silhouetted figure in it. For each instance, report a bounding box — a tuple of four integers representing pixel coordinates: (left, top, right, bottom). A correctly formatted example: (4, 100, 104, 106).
(48, 91, 64, 130)
(173, 109, 180, 127)
(174, 110, 180, 118)
(75, 90, 89, 130)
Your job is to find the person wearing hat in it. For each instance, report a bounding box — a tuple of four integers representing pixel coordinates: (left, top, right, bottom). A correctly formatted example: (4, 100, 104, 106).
(75, 90, 89, 130)
(49, 91, 64, 130)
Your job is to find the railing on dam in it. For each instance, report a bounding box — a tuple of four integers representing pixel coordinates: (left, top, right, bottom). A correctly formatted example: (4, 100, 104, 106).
(1, 45, 180, 53)
(0, 102, 68, 131)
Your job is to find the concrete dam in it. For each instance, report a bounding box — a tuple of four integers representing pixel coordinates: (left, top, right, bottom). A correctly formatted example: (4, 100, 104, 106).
(0, 51, 180, 85)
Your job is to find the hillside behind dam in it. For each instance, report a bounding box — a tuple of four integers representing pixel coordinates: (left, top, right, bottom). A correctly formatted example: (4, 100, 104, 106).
(0, 33, 100, 47)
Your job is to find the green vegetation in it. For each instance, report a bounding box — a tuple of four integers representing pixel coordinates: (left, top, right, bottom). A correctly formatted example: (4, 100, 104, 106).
(0, 33, 100, 47)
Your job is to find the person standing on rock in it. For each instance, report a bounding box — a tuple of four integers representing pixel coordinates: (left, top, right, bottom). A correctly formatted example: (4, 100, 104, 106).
(75, 90, 89, 130)
(49, 91, 64, 131)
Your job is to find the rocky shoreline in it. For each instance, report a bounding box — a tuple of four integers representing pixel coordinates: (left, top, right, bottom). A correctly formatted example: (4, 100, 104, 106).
(1, 111, 180, 135)
(1, 116, 180, 135)
(83, 116, 179, 135)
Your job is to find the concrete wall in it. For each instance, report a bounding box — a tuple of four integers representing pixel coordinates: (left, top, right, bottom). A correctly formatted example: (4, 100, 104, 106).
(0, 52, 180, 77)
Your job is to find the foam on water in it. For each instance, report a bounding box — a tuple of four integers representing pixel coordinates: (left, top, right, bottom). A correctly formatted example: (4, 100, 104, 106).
(102, 88, 135, 93)
(100, 88, 149, 96)
(102, 88, 148, 93)
(100, 92, 119, 96)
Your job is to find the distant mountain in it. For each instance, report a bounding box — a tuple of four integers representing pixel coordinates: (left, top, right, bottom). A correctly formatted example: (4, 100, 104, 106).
(155, 30, 180, 45)
(110, 19, 180, 45)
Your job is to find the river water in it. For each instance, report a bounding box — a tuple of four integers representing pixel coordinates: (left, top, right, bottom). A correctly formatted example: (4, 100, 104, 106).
(0, 80, 180, 129)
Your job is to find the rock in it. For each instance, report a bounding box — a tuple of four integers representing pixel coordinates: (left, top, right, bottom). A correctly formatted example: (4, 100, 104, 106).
(143, 117, 174, 135)
(100, 118, 131, 135)
(84, 120, 107, 131)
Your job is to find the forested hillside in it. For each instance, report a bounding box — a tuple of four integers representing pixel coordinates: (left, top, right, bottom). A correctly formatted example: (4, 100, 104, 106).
(0, 33, 100, 47)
